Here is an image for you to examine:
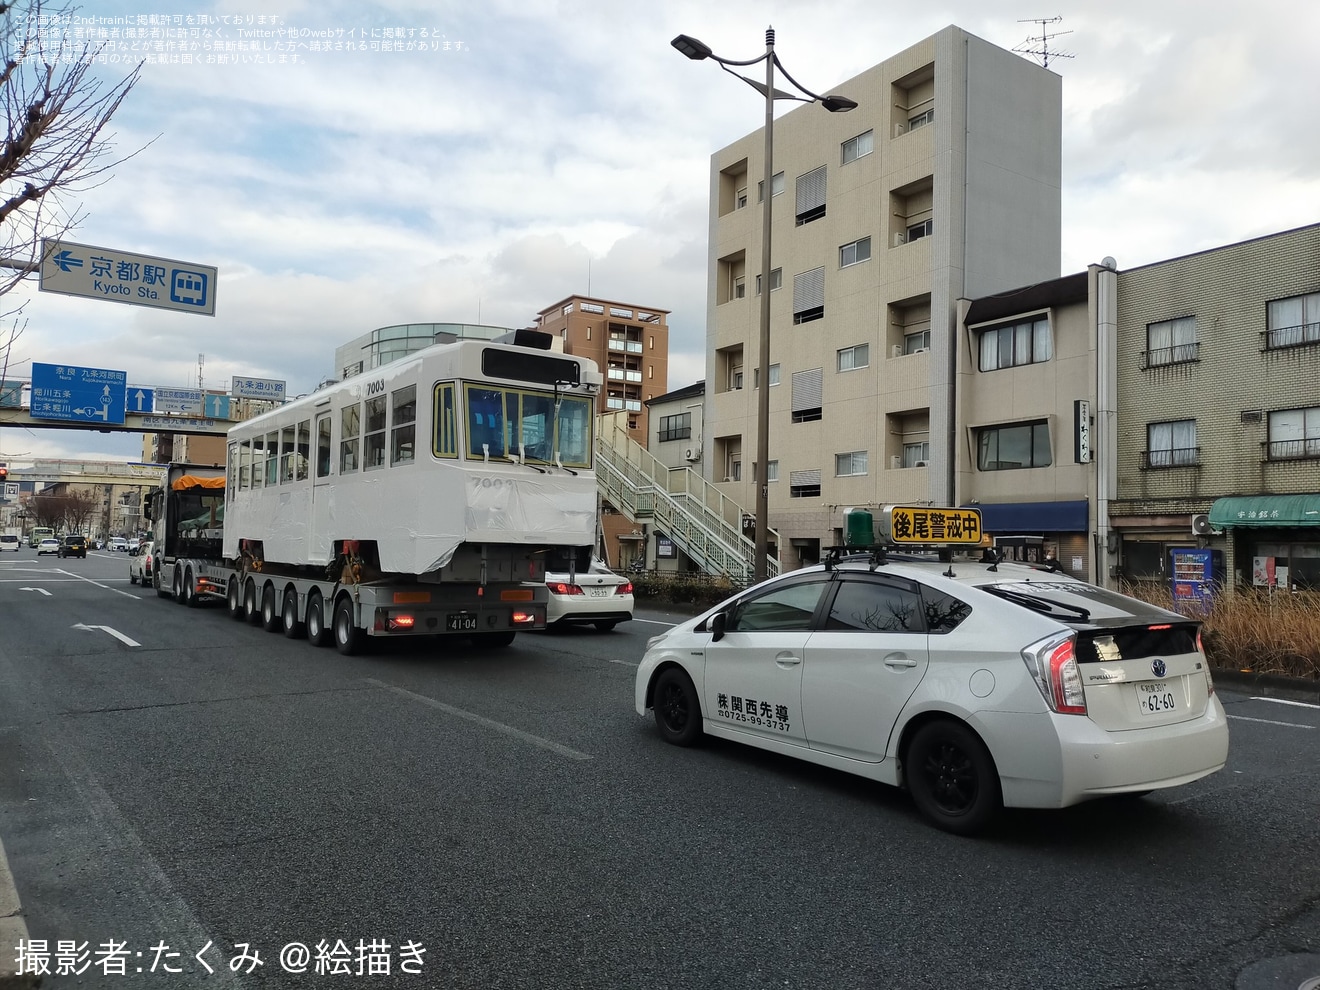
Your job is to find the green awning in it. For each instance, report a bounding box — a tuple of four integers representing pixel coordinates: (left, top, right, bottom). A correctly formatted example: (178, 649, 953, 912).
(1208, 494, 1320, 528)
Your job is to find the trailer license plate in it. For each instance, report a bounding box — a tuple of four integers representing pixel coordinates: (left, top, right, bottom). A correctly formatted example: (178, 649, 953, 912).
(1136, 680, 1177, 716)
(447, 613, 478, 632)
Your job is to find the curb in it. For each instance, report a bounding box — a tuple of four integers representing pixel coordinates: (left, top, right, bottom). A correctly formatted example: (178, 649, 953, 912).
(1210, 667, 1320, 704)
(0, 836, 38, 989)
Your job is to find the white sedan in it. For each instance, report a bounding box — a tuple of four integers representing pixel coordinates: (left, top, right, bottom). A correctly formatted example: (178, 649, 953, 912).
(36, 538, 60, 555)
(635, 550, 1228, 834)
(544, 560, 634, 632)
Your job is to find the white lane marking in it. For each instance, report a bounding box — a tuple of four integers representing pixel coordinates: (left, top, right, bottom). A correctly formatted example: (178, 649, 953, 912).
(363, 679, 592, 761)
(608, 657, 639, 667)
(1227, 714, 1315, 730)
(55, 567, 140, 600)
(1250, 696, 1320, 710)
(72, 623, 142, 647)
(19, 587, 52, 596)
(632, 617, 680, 626)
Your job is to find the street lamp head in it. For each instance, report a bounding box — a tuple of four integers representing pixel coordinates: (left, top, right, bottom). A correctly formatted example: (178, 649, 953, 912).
(821, 94, 858, 113)
(671, 34, 713, 60)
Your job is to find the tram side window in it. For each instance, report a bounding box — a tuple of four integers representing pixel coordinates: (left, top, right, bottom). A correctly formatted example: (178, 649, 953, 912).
(392, 385, 416, 466)
(467, 387, 505, 458)
(317, 417, 332, 478)
(296, 420, 310, 481)
(265, 430, 279, 487)
(239, 438, 252, 490)
(279, 425, 297, 484)
(364, 395, 387, 471)
(341, 403, 360, 473)
(250, 435, 264, 489)
(227, 443, 239, 499)
(433, 383, 457, 458)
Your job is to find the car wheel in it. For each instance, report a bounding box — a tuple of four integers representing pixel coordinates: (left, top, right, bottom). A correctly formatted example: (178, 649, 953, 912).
(154, 569, 171, 599)
(129, 570, 138, 585)
(333, 597, 362, 656)
(244, 579, 262, 625)
(281, 588, 304, 639)
(653, 667, 702, 747)
(306, 591, 331, 648)
(905, 720, 1002, 836)
(594, 620, 619, 632)
(226, 579, 245, 620)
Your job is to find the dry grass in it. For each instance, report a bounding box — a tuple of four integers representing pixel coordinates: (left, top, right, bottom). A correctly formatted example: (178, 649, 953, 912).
(1119, 582, 1320, 681)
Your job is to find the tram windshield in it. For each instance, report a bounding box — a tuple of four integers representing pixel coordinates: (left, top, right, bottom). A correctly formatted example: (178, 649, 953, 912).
(463, 384, 593, 468)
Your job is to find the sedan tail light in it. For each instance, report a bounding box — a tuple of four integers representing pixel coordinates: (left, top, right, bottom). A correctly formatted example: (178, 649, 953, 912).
(617, 581, 634, 596)
(547, 581, 584, 596)
(1021, 632, 1087, 715)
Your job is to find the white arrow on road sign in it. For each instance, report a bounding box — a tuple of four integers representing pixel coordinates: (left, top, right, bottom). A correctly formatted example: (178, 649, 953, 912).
(20, 587, 52, 596)
(72, 622, 140, 646)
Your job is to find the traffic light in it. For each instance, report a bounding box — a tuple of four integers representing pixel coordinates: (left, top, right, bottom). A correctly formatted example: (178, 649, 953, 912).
(0, 463, 7, 481)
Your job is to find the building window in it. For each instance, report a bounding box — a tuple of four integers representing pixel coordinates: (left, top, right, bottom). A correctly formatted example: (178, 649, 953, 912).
(839, 236, 871, 268)
(736, 186, 748, 209)
(795, 165, 826, 226)
(766, 460, 779, 482)
(906, 218, 933, 241)
(835, 450, 867, 476)
(976, 421, 1051, 470)
(837, 344, 868, 372)
(904, 329, 931, 354)
(391, 384, 416, 466)
(1267, 406, 1320, 460)
(730, 368, 744, 390)
(1266, 292, 1320, 349)
(791, 368, 822, 424)
(1144, 316, 1199, 368)
(908, 107, 935, 130)
(755, 268, 783, 294)
(979, 318, 1052, 371)
(789, 469, 821, 498)
(841, 129, 874, 165)
(757, 171, 785, 202)
(658, 412, 692, 442)
(734, 276, 746, 299)
(902, 442, 929, 468)
(1144, 420, 1199, 468)
(754, 364, 781, 388)
(793, 267, 825, 324)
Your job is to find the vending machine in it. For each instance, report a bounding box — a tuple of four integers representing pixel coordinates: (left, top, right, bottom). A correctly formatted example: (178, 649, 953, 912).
(1169, 547, 1225, 614)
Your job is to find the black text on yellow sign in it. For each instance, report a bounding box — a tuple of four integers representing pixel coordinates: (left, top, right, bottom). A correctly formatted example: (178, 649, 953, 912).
(885, 506, 983, 545)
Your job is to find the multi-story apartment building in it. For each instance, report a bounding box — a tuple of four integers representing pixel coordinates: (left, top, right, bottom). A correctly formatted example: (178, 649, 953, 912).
(535, 296, 670, 444)
(704, 26, 1061, 568)
(953, 223, 1320, 591)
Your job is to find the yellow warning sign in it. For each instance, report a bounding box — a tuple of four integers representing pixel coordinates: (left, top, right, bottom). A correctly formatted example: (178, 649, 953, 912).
(880, 505, 983, 545)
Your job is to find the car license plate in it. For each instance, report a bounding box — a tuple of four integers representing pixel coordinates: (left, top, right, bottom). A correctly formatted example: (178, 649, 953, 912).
(1136, 680, 1177, 716)
(589, 587, 610, 598)
(446, 613, 478, 632)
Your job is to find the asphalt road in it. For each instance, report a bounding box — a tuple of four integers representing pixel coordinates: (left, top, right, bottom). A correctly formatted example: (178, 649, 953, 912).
(1, 548, 1318, 989)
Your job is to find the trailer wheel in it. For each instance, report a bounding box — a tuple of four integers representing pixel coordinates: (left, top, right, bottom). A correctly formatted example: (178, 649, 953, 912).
(306, 591, 331, 648)
(333, 596, 362, 656)
(224, 579, 241, 619)
(244, 579, 262, 625)
(281, 588, 304, 639)
(260, 584, 281, 632)
(172, 569, 187, 605)
(183, 569, 199, 608)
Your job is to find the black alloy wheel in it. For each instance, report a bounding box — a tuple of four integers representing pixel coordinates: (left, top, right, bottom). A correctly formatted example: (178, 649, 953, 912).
(653, 668, 702, 747)
(906, 720, 1001, 836)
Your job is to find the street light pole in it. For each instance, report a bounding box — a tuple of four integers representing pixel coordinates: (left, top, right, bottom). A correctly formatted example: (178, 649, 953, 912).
(672, 29, 856, 584)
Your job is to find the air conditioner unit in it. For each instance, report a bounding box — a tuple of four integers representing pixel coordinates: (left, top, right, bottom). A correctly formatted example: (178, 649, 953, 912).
(914, 460, 929, 468)
(890, 455, 903, 469)
(891, 344, 904, 358)
(683, 446, 701, 462)
(893, 232, 906, 247)
(913, 347, 929, 354)
(1191, 513, 1214, 536)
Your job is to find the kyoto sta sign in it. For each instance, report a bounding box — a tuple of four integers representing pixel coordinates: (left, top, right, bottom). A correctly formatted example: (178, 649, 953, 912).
(39, 238, 217, 316)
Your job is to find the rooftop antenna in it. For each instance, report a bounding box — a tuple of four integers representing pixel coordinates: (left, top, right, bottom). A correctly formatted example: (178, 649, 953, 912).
(1014, 16, 1075, 69)
(197, 352, 205, 390)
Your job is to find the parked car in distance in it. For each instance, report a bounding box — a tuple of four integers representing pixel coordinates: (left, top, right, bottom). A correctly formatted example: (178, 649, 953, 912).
(542, 552, 634, 632)
(57, 534, 88, 558)
(109, 537, 128, 552)
(37, 538, 60, 555)
(0, 534, 19, 551)
(127, 537, 141, 553)
(128, 539, 155, 585)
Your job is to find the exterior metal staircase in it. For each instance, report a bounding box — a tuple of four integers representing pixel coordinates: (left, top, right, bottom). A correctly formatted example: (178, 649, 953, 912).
(594, 413, 779, 581)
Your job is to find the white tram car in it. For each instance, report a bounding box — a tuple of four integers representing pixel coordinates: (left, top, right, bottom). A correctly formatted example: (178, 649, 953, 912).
(164, 330, 604, 653)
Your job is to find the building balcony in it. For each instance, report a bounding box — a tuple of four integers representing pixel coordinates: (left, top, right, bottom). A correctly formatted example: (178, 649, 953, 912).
(1140, 342, 1200, 369)
(1263, 439, 1320, 462)
(1140, 447, 1201, 469)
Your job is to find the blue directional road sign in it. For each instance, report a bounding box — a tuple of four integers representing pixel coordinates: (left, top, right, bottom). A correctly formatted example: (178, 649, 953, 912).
(30, 362, 127, 424)
(203, 393, 231, 419)
(127, 386, 154, 414)
(39, 238, 217, 317)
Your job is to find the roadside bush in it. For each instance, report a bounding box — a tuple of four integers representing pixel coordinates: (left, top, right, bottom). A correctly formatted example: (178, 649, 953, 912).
(631, 570, 737, 611)
(1119, 582, 1320, 681)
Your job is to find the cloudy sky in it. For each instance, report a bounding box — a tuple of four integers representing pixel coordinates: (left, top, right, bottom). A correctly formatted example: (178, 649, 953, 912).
(1, 0, 1317, 465)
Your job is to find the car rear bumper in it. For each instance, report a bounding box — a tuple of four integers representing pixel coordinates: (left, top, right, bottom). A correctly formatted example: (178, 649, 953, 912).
(979, 696, 1229, 809)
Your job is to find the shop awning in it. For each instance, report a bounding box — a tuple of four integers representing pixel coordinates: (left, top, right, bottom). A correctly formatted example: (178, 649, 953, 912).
(961, 499, 1088, 533)
(1208, 494, 1320, 528)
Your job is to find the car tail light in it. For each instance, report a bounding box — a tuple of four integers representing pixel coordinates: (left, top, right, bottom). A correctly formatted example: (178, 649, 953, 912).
(1196, 628, 1215, 696)
(547, 581, 584, 596)
(1021, 632, 1087, 715)
(617, 581, 634, 596)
